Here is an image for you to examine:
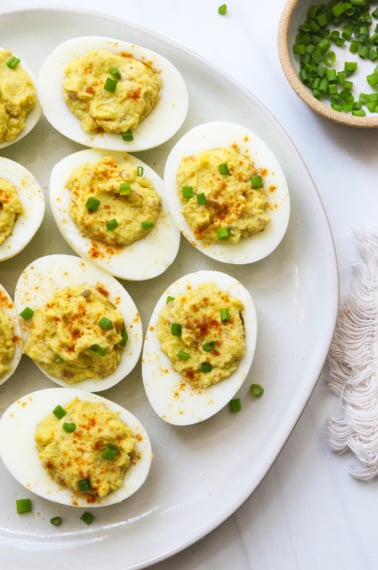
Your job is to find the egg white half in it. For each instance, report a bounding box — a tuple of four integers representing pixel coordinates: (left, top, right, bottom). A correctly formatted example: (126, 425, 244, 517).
(14, 254, 143, 392)
(0, 387, 152, 507)
(37, 35, 188, 152)
(163, 121, 290, 264)
(0, 283, 22, 386)
(49, 149, 180, 281)
(0, 157, 45, 261)
(0, 48, 41, 150)
(142, 270, 257, 425)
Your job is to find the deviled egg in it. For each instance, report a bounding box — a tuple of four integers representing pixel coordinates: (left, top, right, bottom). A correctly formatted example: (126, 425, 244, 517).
(0, 48, 41, 149)
(38, 35, 188, 151)
(142, 270, 257, 425)
(49, 149, 180, 281)
(0, 387, 152, 507)
(0, 283, 22, 386)
(14, 254, 143, 392)
(163, 121, 290, 264)
(0, 157, 45, 261)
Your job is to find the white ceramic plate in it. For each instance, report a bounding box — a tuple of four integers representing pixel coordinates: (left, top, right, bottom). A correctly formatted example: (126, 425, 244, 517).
(0, 7, 338, 570)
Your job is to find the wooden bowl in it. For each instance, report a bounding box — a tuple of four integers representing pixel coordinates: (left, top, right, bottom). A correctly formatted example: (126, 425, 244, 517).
(278, 0, 378, 128)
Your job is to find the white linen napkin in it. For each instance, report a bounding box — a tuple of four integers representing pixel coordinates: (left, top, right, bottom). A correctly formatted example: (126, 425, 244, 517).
(327, 229, 378, 480)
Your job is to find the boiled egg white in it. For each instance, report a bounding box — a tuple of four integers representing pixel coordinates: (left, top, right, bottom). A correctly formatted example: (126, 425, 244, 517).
(49, 149, 180, 281)
(163, 121, 290, 264)
(14, 254, 143, 392)
(0, 283, 22, 386)
(0, 157, 45, 261)
(0, 387, 152, 507)
(142, 270, 257, 425)
(0, 48, 41, 150)
(37, 35, 188, 152)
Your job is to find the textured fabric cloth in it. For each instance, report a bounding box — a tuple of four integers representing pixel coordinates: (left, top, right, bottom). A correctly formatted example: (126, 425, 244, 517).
(327, 229, 378, 480)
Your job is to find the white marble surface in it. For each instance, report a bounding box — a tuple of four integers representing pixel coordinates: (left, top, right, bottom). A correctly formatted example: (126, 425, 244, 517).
(1, 1, 378, 569)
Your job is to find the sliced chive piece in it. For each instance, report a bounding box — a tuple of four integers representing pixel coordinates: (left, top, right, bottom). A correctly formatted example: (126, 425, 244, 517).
(171, 323, 182, 337)
(220, 308, 230, 322)
(217, 226, 230, 240)
(89, 344, 107, 356)
(80, 511, 95, 525)
(218, 3, 227, 15)
(251, 175, 263, 188)
(52, 354, 64, 364)
(98, 317, 112, 330)
(229, 398, 241, 413)
(196, 192, 207, 205)
(106, 218, 118, 231)
(6, 56, 21, 69)
(121, 129, 134, 141)
(166, 295, 175, 303)
(200, 362, 213, 373)
(119, 329, 128, 347)
(108, 66, 121, 79)
(218, 162, 230, 175)
(50, 516, 63, 526)
(249, 383, 264, 398)
(19, 306, 34, 320)
(101, 444, 119, 460)
(202, 340, 216, 352)
(141, 221, 154, 229)
(53, 405, 67, 419)
(182, 185, 194, 198)
(16, 498, 32, 514)
(119, 181, 131, 195)
(85, 196, 100, 211)
(137, 166, 144, 176)
(63, 422, 76, 433)
(104, 77, 117, 92)
(177, 350, 190, 360)
(78, 478, 91, 492)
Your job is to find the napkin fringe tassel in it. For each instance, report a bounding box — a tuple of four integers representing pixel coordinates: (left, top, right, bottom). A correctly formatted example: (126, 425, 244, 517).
(327, 228, 378, 480)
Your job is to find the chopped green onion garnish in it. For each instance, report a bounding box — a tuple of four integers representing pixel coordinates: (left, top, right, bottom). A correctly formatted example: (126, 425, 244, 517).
(137, 166, 144, 176)
(101, 444, 119, 460)
(251, 175, 263, 188)
(53, 405, 67, 419)
(78, 479, 91, 492)
(217, 226, 230, 240)
(6, 56, 21, 69)
(177, 350, 190, 360)
(202, 340, 216, 352)
(218, 162, 230, 175)
(249, 383, 264, 398)
(196, 192, 207, 205)
(141, 221, 154, 229)
(52, 354, 64, 364)
(106, 218, 118, 231)
(119, 329, 128, 347)
(218, 4, 227, 16)
(220, 308, 230, 322)
(50, 516, 63, 526)
(108, 66, 121, 79)
(166, 295, 175, 303)
(104, 77, 118, 92)
(200, 362, 213, 373)
(182, 185, 194, 198)
(98, 317, 112, 330)
(171, 323, 182, 337)
(89, 344, 107, 356)
(19, 306, 34, 320)
(85, 196, 100, 211)
(63, 422, 76, 433)
(80, 511, 95, 525)
(121, 129, 134, 141)
(229, 398, 241, 413)
(119, 182, 131, 195)
(16, 498, 32, 514)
